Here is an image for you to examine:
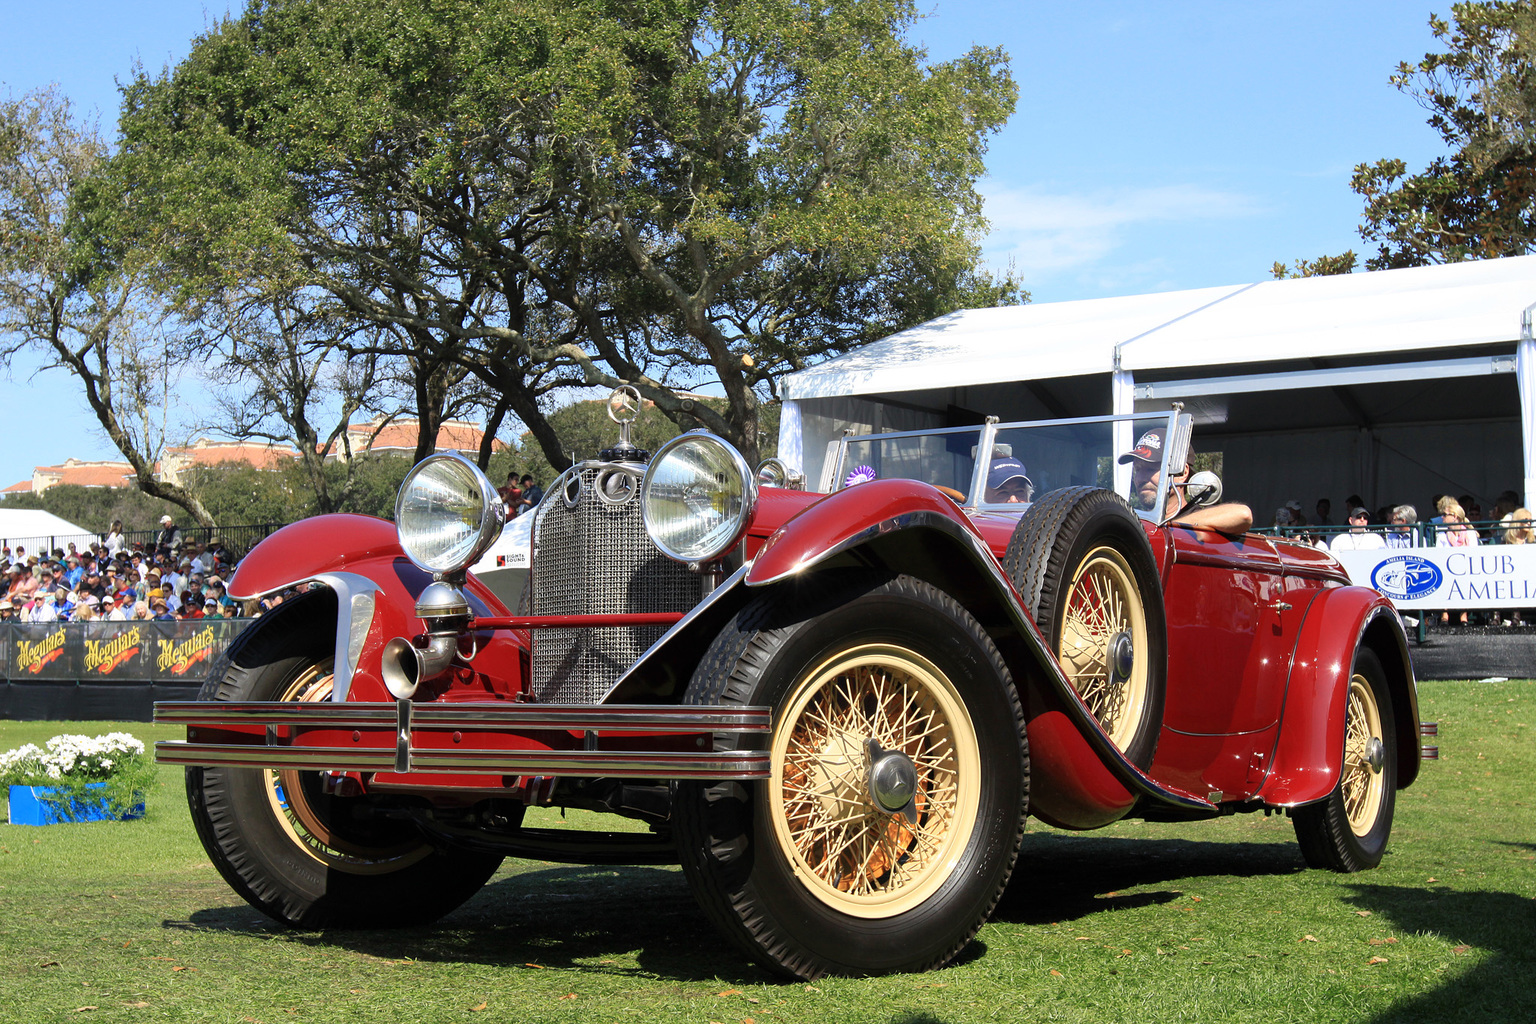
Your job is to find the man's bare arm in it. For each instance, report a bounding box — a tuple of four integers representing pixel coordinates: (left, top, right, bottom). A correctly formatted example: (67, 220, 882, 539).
(1173, 502, 1254, 535)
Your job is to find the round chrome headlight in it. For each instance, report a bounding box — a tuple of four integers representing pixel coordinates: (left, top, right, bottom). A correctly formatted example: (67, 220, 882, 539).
(642, 432, 758, 563)
(394, 452, 506, 575)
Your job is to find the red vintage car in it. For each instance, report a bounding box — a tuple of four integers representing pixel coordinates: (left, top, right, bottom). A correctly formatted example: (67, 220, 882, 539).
(155, 393, 1432, 980)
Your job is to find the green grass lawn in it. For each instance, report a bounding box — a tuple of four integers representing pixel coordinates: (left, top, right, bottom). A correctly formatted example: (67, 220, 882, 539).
(1, 679, 1531, 1023)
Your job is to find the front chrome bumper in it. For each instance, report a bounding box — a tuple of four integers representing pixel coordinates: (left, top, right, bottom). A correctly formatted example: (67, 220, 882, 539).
(154, 700, 772, 780)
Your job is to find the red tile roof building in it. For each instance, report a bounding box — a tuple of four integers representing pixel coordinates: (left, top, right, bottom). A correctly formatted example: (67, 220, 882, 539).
(157, 440, 300, 486)
(25, 459, 137, 494)
(328, 417, 506, 461)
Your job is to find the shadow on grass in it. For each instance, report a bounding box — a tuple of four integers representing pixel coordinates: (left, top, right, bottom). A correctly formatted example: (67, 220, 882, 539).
(165, 834, 1315, 982)
(996, 833, 1306, 925)
(173, 863, 778, 984)
(1348, 885, 1536, 1024)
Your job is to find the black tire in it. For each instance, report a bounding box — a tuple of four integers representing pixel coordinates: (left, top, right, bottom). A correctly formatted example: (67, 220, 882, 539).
(1002, 486, 1167, 768)
(673, 572, 1029, 979)
(1293, 647, 1397, 871)
(185, 590, 503, 928)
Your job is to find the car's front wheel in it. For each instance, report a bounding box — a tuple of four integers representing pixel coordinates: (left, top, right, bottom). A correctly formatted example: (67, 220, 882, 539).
(673, 573, 1028, 979)
(186, 591, 502, 927)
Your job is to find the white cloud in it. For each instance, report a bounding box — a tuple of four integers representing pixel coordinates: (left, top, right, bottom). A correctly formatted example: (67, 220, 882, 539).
(977, 182, 1266, 284)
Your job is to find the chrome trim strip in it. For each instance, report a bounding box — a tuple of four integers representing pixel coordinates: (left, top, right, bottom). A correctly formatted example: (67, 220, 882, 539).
(154, 700, 772, 733)
(317, 572, 382, 702)
(154, 741, 771, 779)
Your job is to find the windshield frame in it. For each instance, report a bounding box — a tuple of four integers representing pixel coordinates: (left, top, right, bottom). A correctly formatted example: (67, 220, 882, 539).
(828, 410, 1192, 522)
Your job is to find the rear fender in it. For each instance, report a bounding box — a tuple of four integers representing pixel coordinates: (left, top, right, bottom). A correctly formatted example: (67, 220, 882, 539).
(1256, 586, 1421, 807)
(227, 514, 517, 702)
(614, 481, 1216, 826)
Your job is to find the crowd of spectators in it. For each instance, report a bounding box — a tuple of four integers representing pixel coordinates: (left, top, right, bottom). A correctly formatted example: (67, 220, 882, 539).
(497, 473, 544, 518)
(0, 514, 246, 624)
(1268, 488, 1533, 552)
(1268, 489, 1535, 627)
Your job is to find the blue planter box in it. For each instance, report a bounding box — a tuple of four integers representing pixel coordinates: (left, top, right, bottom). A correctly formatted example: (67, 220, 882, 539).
(6, 783, 145, 826)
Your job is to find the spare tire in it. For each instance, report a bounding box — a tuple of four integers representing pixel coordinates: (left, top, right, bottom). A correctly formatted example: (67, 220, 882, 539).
(1001, 486, 1167, 768)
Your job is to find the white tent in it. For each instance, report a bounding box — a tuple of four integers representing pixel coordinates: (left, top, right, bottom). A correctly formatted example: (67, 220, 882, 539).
(779, 255, 1536, 520)
(0, 510, 94, 554)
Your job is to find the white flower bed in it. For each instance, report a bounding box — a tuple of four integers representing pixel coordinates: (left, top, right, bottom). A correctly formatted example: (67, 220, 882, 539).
(0, 732, 146, 784)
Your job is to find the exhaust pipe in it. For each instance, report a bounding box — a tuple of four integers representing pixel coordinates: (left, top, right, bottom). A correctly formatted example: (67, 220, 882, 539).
(381, 632, 459, 699)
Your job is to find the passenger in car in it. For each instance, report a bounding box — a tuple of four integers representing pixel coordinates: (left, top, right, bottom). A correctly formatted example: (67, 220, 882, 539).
(984, 455, 1034, 503)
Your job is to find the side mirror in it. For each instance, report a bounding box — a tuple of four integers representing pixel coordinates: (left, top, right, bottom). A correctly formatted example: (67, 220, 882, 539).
(1185, 471, 1223, 507)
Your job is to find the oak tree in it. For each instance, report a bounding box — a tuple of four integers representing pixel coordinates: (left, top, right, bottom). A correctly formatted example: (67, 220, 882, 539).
(114, 0, 1022, 467)
(1354, 1, 1536, 267)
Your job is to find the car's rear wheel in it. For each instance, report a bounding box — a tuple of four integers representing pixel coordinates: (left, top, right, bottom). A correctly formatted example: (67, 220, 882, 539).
(186, 591, 502, 927)
(674, 573, 1028, 979)
(1293, 647, 1397, 871)
(1002, 486, 1167, 767)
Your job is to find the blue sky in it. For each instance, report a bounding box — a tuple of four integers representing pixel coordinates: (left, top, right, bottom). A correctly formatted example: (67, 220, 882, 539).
(1, 1, 1451, 490)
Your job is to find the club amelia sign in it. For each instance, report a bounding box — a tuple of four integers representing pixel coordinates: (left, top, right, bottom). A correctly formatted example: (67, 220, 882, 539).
(1331, 546, 1536, 609)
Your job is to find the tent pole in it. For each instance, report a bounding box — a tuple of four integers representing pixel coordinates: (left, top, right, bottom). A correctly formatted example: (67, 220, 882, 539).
(1520, 307, 1536, 513)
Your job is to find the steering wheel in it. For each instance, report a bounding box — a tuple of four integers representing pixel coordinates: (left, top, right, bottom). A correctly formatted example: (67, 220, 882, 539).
(935, 484, 967, 503)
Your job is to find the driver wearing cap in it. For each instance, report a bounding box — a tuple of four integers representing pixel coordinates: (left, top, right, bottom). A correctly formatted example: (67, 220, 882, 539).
(1120, 427, 1252, 535)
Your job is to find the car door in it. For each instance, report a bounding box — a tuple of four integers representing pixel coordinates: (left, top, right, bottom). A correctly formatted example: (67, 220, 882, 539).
(1148, 526, 1299, 799)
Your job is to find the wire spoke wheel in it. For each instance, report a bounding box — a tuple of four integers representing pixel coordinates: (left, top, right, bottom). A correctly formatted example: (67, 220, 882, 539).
(1057, 546, 1150, 749)
(674, 574, 1027, 978)
(186, 590, 502, 928)
(1339, 674, 1386, 837)
(770, 644, 980, 918)
(265, 663, 432, 875)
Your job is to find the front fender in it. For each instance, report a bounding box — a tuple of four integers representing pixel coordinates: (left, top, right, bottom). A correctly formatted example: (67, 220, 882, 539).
(617, 482, 1216, 827)
(227, 514, 515, 702)
(1256, 586, 1420, 807)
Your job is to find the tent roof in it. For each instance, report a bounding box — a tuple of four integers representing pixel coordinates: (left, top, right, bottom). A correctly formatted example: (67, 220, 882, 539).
(781, 255, 1536, 402)
(0, 510, 92, 547)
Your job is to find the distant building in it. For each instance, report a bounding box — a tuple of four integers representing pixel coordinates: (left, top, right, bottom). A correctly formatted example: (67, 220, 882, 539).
(157, 439, 301, 487)
(327, 417, 507, 462)
(22, 459, 137, 495)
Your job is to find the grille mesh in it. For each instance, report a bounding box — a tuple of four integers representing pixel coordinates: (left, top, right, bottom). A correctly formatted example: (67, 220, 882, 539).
(529, 466, 699, 703)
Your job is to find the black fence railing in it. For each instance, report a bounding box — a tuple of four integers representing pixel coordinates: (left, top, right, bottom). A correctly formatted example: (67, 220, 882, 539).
(1, 523, 288, 562)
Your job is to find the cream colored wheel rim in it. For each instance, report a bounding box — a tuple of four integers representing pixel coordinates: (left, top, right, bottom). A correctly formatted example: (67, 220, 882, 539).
(769, 644, 981, 918)
(1341, 674, 1386, 837)
(1057, 546, 1150, 750)
(265, 663, 431, 874)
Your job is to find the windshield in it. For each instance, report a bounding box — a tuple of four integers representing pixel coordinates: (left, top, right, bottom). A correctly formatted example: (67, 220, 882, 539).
(828, 412, 1187, 520)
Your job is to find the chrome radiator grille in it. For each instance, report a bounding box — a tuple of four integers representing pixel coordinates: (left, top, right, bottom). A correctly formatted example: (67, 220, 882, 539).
(529, 465, 699, 703)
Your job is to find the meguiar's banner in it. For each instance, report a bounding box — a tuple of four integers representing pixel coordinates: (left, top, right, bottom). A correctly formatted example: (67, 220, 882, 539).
(1331, 546, 1536, 609)
(10, 623, 78, 680)
(0, 619, 248, 683)
(82, 622, 153, 680)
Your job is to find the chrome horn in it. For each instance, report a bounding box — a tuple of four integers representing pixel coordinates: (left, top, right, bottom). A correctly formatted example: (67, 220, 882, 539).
(381, 581, 471, 699)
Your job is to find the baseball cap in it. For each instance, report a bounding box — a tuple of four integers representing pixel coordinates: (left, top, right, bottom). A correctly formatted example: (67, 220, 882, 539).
(986, 456, 1031, 490)
(1118, 427, 1166, 464)
(160, 515, 173, 525)
(1349, 506, 1371, 520)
